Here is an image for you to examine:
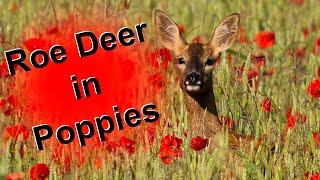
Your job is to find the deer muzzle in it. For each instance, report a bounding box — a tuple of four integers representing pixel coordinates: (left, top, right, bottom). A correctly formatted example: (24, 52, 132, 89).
(185, 72, 203, 92)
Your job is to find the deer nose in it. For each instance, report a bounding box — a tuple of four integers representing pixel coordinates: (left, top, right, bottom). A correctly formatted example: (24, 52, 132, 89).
(186, 72, 202, 85)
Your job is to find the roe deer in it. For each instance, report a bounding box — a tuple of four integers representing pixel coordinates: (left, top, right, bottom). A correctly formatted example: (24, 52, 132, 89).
(155, 10, 256, 150)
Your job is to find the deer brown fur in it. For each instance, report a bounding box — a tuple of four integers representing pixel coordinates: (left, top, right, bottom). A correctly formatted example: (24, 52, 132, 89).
(155, 9, 255, 150)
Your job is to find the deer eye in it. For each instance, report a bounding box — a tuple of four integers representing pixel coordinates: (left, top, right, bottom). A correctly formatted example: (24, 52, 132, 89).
(205, 57, 216, 66)
(178, 57, 185, 65)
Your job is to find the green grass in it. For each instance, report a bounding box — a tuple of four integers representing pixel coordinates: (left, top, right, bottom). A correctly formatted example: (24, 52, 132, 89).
(0, 0, 320, 179)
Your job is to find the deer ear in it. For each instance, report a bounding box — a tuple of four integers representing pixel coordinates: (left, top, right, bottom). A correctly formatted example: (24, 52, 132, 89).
(210, 13, 240, 53)
(155, 10, 187, 52)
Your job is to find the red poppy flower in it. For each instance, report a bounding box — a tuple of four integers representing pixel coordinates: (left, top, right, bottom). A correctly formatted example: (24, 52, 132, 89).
(303, 28, 310, 40)
(95, 157, 102, 169)
(53, 146, 63, 164)
(310, 173, 320, 180)
(64, 155, 71, 173)
(6, 124, 29, 140)
(105, 141, 119, 153)
(76, 151, 85, 167)
(247, 70, 259, 87)
(149, 48, 171, 69)
(5, 172, 24, 180)
(119, 136, 136, 154)
(313, 38, 320, 55)
(286, 109, 307, 131)
(148, 73, 164, 91)
(7, 95, 18, 107)
(29, 163, 50, 180)
(178, 24, 185, 34)
(146, 125, 156, 145)
(288, 109, 305, 121)
(256, 31, 276, 49)
(190, 136, 209, 151)
(0, 99, 5, 109)
(159, 135, 183, 164)
(313, 132, 320, 148)
(3, 109, 14, 116)
(289, 0, 305, 5)
(234, 65, 261, 87)
(261, 98, 272, 113)
(219, 116, 235, 129)
(46, 26, 59, 35)
(298, 114, 307, 123)
(286, 114, 296, 131)
(24, 38, 47, 52)
(0, 59, 9, 77)
(160, 135, 183, 149)
(52, 146, 71, 170)
(10, 2, 19, 13)
(305, 172, 320, 180)
(295, 47, 306, 59)
(307, 79, 320, 99)
(262, 67, 275, 77)
(248, 70, 258, 79)
(251, 54, 266, 68)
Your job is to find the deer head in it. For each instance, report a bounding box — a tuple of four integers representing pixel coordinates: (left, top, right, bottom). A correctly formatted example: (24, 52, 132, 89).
(155, 10, 239, 94)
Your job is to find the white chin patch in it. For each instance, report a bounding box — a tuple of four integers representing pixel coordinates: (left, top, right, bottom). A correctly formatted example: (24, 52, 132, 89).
(186, 85, 201, 92)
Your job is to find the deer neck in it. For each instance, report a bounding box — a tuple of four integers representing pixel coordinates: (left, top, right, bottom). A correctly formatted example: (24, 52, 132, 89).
(184, 88, 218, 117)
(183, 87, 222, 136)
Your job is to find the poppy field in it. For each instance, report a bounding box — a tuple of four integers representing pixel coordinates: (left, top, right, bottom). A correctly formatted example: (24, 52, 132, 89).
(0, 0, 320, 179)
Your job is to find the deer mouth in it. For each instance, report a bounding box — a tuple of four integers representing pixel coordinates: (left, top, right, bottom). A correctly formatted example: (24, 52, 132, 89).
(186, 85, 201, 92)
(185, 80, 202, 92)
